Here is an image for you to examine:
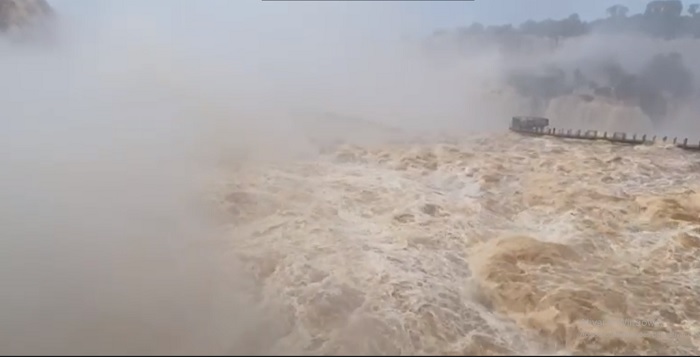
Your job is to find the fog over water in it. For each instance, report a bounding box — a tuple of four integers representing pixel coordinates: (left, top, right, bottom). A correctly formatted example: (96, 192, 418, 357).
(1, 0, 699, 355)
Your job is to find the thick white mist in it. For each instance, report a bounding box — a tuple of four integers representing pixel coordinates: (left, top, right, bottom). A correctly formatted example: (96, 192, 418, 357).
(5, 0, 698, 354)
(0, 8, 254, 355)
(0, 0, 513, 354)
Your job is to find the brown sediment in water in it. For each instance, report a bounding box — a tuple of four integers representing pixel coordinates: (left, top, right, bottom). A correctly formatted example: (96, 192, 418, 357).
(214, 131, 700, 355)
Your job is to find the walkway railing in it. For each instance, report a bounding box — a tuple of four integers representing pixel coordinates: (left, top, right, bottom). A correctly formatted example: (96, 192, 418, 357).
(509, 125, 700, 152)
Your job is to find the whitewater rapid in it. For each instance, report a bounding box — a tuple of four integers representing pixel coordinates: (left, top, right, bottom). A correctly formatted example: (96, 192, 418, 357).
(211, 130, 700, 355)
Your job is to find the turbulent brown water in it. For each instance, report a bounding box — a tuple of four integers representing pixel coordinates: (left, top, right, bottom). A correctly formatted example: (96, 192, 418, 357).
(5, 1, 700, 354)
(211, 130, 700, 355)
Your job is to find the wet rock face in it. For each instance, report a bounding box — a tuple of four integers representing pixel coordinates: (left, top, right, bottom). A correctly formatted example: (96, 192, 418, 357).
(0, 0, 53, 33)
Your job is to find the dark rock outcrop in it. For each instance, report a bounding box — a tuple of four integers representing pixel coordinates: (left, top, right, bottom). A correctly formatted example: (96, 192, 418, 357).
(0, 0, 53, 34)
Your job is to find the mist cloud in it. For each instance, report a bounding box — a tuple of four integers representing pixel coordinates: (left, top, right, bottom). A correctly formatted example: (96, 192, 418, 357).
(0, 0, 517, 354)
(430, 0, 700, 132)
(4, 0, 699, 354)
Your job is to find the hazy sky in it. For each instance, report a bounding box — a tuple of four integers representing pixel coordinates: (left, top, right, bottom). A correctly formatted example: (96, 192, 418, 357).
(43, 0, 660, 106)
(53, 0, 651, 38)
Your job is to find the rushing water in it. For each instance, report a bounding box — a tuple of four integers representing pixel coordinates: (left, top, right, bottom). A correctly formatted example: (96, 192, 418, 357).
(211, 130, 700, 355)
